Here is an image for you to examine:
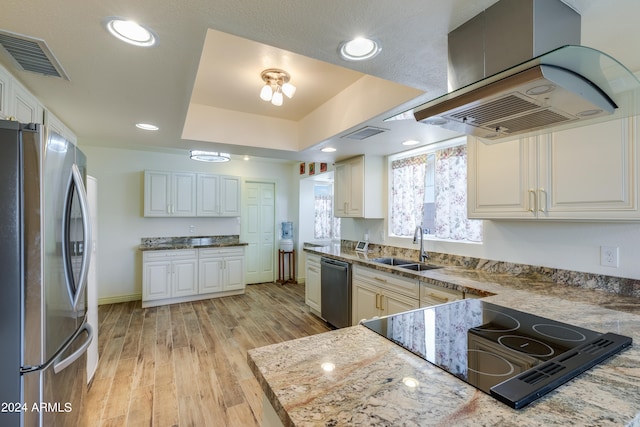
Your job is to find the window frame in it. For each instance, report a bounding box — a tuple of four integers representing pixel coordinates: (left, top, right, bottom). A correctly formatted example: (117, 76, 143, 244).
(386, 136, 482, 244)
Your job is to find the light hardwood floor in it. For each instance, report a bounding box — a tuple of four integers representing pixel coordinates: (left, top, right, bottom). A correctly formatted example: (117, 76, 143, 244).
(80, 283, 331, 427)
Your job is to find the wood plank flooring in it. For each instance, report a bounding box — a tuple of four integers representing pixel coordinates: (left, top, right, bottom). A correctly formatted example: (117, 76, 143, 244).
(80, 283, 331, 427)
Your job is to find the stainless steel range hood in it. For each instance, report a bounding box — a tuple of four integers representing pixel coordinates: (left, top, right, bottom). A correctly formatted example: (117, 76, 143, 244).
(411, 0, 640, 142)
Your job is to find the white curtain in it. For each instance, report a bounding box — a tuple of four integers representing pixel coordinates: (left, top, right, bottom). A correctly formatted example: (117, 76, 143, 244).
(434, 145, 483, 242)
(314, 194, 340, 239)
(390, 154, 427, 237)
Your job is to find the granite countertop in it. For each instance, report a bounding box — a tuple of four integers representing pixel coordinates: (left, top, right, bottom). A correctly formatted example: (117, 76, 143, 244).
(138, 235, 248, 251)
(248, 245, 640, 426)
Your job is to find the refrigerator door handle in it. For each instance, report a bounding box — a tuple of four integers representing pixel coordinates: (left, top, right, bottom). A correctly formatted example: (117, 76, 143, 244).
(53, 323, 93, 374)
(62, 163, 92, 311)
(20, 323, 93, 375)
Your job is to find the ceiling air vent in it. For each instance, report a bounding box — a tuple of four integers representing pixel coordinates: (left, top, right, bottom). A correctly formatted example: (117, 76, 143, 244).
(342, 126, 387, 140)
(0, 30, 69, 80)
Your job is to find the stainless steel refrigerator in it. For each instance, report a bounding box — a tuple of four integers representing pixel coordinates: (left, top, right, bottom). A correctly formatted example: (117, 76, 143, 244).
(0, 120, 93, 427)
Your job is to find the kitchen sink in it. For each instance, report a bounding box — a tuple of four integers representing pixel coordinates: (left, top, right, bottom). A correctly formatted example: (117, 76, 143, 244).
(371, 257, 442, 271)
(398, 263, 441, 271)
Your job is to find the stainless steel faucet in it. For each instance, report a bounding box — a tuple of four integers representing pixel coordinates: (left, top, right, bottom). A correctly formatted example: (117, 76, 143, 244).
(413, 225, 429, 262)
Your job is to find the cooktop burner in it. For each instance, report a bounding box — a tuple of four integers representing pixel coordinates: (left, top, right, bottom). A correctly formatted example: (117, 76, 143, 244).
(361, 299, 632, 409)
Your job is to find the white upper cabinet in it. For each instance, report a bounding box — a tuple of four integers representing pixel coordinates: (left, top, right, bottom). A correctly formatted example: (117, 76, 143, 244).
(468, 117, 640, 220)
(144, 170, 197, 217)
(45, 109, 77, 144)
(145, 170, 240, 217)
(196, 174, 240, 217)
(334, 155, 384, 218)
(12, 80, 43, 124)
(0, 65, 43, 124)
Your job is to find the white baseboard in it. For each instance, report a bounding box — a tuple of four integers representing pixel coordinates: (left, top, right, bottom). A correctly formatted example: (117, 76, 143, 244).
(98, 293, 142, 305)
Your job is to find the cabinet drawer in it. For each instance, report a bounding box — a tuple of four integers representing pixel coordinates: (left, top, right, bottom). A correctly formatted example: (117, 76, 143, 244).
(143, 249, 197, 260)
(420, 282, 463, 307)
(353, 265, 419, 298)
(199, 247, 244, 258)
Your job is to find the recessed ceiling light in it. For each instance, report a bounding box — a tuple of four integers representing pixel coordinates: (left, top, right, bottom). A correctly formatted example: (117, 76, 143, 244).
(190, 150, 231, 162)
(402, 140, 420, 146)
(321, 147, 337, 153)
(135, 123, 159, 131)
(338, 37, 381, 61)
(105, 17, 157, 47)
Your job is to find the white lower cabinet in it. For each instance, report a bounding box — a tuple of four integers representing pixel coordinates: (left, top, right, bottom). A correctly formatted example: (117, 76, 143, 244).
(352, 265, 419, 324)
(420, 282, 463, 307)
(199, 247, 245, 293)
(305, 254, 321, 314)
(143, 249, 197, 305)
(142, 246, 245, 308)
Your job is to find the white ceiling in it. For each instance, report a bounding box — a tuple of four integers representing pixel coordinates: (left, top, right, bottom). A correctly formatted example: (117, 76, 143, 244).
(0, 0, 633, 163)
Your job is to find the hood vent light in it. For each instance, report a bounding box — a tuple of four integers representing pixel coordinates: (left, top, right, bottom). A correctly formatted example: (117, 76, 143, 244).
(0, 30, 69, 80)
(342, 126, 387, 140)
(416, 64, 616, 141)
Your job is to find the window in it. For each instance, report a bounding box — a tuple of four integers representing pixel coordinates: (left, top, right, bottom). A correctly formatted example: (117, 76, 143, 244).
(314, 184, 340, 240)
(389, 139, 482, 242)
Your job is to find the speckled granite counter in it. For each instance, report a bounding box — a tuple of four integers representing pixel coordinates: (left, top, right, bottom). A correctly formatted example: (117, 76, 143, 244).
(248, 245, 640, 426)
(138, 235, 247, 251)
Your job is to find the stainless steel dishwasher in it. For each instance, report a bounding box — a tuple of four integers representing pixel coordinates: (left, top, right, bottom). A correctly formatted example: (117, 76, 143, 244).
(320, 257, 351, 328)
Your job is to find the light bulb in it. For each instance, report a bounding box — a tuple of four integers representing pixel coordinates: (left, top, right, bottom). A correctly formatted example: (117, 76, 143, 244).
(260, 84, 273, 101)
(282, 82, 296, 98)
(271, 88, 283, 106)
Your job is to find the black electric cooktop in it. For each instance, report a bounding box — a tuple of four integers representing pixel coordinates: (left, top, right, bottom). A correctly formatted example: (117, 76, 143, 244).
(361, 299, 632, 409)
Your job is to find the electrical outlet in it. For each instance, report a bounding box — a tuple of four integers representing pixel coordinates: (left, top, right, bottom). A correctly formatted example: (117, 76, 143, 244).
(600, 246, 619, 267)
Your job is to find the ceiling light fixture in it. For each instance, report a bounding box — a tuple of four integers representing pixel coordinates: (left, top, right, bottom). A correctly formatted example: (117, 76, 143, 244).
(402, 140, 420, 146)
(338, 37, 381, 61)
(135, 123, 159, 131)
(321, 147, 337, 153)
(190, 150, 231, 162)
(259, 68, 296, 106)
(104, 17, 157, 47)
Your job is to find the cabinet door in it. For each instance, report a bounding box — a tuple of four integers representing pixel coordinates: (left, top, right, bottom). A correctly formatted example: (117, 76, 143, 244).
(540, 118, 639, 220)
(305, 260, 321, 312)
(223, 256, 245, 291)
(144, 171, 171, 216)
(197, 174, 220, 216)
(172, 173, 196, 216)
(467, 136, 537, 219)
(12, 81, 43, 124)
(172, 259, 198, 297)
(382, 291, 419, 316)
(347, 156, 364, 216)
(219, 176, 241, 216)
(143, 261, 172, 301)
(352, 281, 381, 325)
(334, 162, 349, 217)
(199, 257, 223, 293)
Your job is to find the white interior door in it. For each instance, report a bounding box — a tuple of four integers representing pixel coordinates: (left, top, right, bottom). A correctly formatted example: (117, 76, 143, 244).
(243, 181, 275, 284)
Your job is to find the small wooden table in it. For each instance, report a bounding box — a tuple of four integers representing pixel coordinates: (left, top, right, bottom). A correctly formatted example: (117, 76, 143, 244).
(277, 249, 297, 284)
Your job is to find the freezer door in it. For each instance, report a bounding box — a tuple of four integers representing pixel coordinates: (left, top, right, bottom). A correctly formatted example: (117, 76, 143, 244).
(43, 129, 91, 361)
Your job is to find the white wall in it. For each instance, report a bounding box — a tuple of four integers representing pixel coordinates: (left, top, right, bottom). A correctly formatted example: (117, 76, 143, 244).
(82, 146, 297, 303)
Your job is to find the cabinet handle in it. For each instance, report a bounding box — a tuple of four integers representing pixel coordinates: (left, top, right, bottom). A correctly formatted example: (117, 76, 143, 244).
(427, 293, 449, 303)
(375, 293, 380, 309)
(538, 188, 547, 213)
(528, 189, 537, 213)
(379, 294, 384, 311)
(373, 276, 388, 283)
